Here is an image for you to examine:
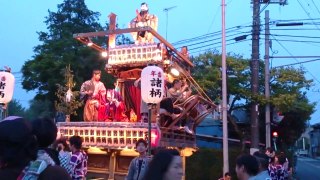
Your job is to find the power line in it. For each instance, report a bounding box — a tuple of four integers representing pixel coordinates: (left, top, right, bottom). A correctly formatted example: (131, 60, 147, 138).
(273, 58, 320, 68)
(206, 4, 221, 34)
(176, 31, 251, 50)
(173, 19, 320, 47)
(265, 38, 320, 44)
(271, 18, 320, 22)
(311, 0, 320, 16)
(172, 22, 253, 45)
(189, 39, 251, 55)
(297, 0, 320, 30)
(187, 35, 320, 56)
(269, 28, 320, 31)
(188, 35, 250, 52)
(271, 35, 320, 84)
(268, 34, 320, 39)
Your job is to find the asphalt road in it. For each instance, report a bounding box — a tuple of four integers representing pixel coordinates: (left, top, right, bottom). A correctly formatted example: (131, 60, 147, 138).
(295, 156, 320, 180)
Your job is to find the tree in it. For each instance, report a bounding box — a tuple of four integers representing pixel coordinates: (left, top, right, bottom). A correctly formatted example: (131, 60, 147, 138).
(272, 94, 314, 149)
(191, 52, 253, 149)
(191, 51, 315, 148)
(7, 99, 26, 117)
(55, 65, 83, 121)
(21, 0, 129, 119)
(25, 99, 53, 119)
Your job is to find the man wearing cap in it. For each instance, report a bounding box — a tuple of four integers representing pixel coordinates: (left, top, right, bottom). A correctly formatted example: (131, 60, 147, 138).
(129, 2, 158, 44)
(80, 70, 107, 121)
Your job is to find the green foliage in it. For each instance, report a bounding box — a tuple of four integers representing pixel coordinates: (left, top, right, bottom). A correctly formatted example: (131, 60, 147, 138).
(191, 52, 251, 104)
(275, 95, 315, 148)
(8, 99, 26, 117)
(54, 65, 83, 116)
(21, 0, 129, 118)
(192, 51, 315, 147)
(25, 99, 54, 119)
(55, 84, 82, 116)
(186, 148, 241, 180)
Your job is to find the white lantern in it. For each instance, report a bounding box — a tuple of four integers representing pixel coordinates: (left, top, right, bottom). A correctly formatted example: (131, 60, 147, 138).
(141, 65, 164, 104)
(0, 72, 15, 104)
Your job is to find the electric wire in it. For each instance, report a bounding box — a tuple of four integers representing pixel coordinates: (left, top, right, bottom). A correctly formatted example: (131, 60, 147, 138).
(207, 3, 221, 34)
(311, 0, 320, 16)
(297, 0, 320, 30)
(273, 58, 320, 68)
(189, 39, 251, 55)
(173, 22, 320, 50)
(271, 35, 320, 84)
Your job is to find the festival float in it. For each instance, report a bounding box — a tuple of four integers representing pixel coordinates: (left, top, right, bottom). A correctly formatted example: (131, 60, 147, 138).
(57, 3, 217, 179)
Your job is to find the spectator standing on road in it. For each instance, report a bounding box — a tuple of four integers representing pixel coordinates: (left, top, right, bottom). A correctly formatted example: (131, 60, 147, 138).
(32, 117, 61, 166)
(265, 147, 275, 160)
(69, 136, 88, 180)
(252, 151, 272, 180)
(53, 137, 72, 174)
(126, 139, 151, 180)
(218, 172, 232, 180)
(268, 153, 289, 180)
(143, 149, 183, 180)
(0, 116, 70, 180)
(235, 154, 259, 180)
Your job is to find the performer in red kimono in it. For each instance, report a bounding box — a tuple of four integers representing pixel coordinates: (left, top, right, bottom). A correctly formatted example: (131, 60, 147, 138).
(80, 70, 107, 121)
(105, 83, 128, 122)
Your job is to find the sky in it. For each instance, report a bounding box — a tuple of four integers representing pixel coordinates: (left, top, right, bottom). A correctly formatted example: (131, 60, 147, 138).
(1, 0, 320, 124)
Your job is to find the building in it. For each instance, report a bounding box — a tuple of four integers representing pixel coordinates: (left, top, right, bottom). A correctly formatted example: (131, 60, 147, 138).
(196, 114, 222, 149)
(309, 123, 320, 157)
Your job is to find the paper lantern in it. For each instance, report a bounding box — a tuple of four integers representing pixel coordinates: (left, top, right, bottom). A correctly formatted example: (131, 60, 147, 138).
(0, 72, 15, 104)
(141, 65, 164, 104)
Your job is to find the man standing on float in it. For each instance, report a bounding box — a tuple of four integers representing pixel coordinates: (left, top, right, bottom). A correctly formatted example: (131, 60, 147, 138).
(129, 2, 158, 44)
(80, 70, 107, 121)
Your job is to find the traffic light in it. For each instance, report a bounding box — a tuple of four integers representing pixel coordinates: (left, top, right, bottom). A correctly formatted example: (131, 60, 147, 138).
(272, 131, 278, 151)
(272, 131, 278, 138)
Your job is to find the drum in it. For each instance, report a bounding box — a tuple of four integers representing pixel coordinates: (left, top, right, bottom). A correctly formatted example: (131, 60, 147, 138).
(189, 103, 208, 121)
(181, 95, 199, 115)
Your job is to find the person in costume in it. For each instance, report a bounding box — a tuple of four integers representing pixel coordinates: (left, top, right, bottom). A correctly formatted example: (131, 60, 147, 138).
(80, 70, 107, 121)
(129, 2, 158, 44)
(105, 82, 128, 122)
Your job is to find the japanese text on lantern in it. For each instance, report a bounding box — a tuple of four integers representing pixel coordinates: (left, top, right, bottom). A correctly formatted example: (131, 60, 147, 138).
(0, 80, 6, 98)
(149, 70, 162, 98)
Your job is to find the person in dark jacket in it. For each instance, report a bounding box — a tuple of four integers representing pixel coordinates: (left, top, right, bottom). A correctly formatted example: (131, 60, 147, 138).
(32, 117, 61, 165)
(143, 149, 183, 180)
(0, 116, 70, 180)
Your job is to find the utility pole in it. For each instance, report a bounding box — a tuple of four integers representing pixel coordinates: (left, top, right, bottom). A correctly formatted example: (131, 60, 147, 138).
(250, 0, 261, 154)
(221, 0, 229, 174)
(250, 0, 288, 154)
(265, 10, 271, 148)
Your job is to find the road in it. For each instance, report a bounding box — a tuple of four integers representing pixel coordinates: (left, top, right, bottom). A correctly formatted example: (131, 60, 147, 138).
(295, 156, 320, 180)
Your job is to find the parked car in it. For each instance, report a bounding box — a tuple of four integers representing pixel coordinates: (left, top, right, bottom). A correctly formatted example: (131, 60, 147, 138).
(297, 149, 308, 156)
